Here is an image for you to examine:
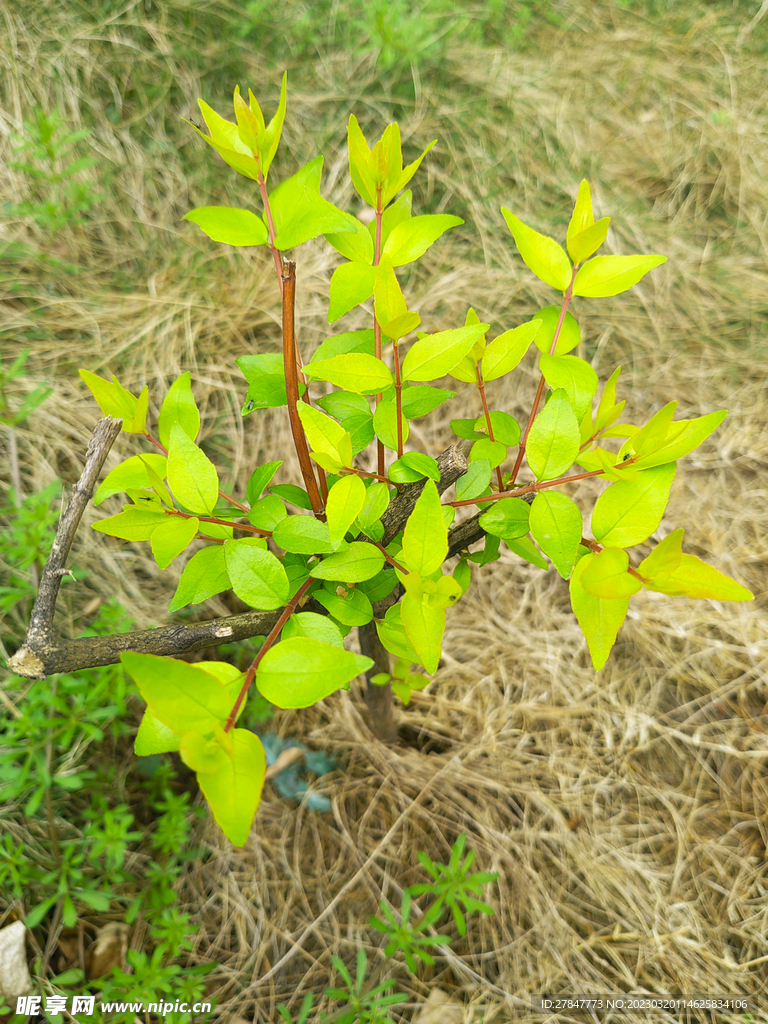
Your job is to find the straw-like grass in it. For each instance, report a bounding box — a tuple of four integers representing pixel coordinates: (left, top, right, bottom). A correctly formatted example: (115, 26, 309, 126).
(1, 0, 767, 1020)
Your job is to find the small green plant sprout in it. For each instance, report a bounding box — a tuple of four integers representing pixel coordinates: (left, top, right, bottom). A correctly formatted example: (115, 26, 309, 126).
(323, 950, 407, 1023)
(0, 346, 53, 428)
(369, 890, 452, 972)
(370, 657, 429, 706)
(6, 106, 98, 233)
(277, 991, 315, 1024)
(12, 74, 754, 850)
(408, 833, 500, 937)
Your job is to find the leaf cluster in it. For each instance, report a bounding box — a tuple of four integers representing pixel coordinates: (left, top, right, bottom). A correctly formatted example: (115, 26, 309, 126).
(71, 75, 753, 846)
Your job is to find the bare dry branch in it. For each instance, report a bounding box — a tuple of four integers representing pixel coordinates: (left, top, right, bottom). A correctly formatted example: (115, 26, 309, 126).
(9, 429, 500, 679)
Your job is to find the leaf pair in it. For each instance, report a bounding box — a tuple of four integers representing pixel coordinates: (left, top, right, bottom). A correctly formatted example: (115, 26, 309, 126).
(185, 74, 287, 183)
(503, 179, 666, 298)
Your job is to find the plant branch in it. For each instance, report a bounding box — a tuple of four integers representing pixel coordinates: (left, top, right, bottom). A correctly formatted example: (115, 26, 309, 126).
(475, 365, 503, 490)
(10, 436, 483, 679)
(281, 260, 324, 517)
(450, 466, 607, 508)
(8, 416, 122, 677)
(374, 187, 385, 477)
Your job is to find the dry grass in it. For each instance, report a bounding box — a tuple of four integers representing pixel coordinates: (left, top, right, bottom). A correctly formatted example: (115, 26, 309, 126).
(1, 0, 768, 1020)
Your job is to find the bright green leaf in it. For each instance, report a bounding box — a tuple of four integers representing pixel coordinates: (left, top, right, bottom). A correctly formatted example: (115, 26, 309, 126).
(372, 400, 409, 451)
(225, 538, 290, 609)
(328, 262, 376, 323)
(470, 438, 506, 468)
(382, 214, 463, 266)
(402, 324, 488, 383)
(282, 612, 345, 648)
(591, 464, 676, 547)
(304, 353, 393, 394)
(94, 454, 168, 506)
(246, 461, 282, 505)
(529, 491, 582, 578)
(526, 389, 580, 481)
(309, 541, 385, 583)
(168, 543, 231, 612)
(326, 474, 366, 548)
(257, 637, 372, 708)
(455, 460, 491, 501)
(400, 595, 444, 674)
(183, 206, 268, 247)
(135, 709, 180, 756)
(505, 533, 549, 570)
(402, 480, 447, 575)
(150, 515, 199, 569)
(196, 729, 266, 847)
(531, 304, 581, 356)
(569, 554, 630, 670)
(158, 373, 200, 448)
(92, 505, 169, 541)
(478, 497, 530, 539)
(573, 254, 667, 297)
(121, 652, 231, 734)
(310, 329, 375, 363)
(539, 354, 599, 422)
(272, 515, 334, 554)
(481, 320, 541, 381)
(167, 423, 219, 515)
(314, 585, 373, 626)
(501, 209, 572, 290)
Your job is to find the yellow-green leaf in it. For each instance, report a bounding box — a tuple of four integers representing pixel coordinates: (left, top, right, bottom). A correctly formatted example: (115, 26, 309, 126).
(167, 423, 219, 515)
(325, 474, 366, 549)
(643, 554, 753, 601)
(569, 553, 630, 670)
(573, 254, 666, 298)
(150, 515, 199, 569)
(501, 210, 572, 290)
(526, 389, 580, 481)
(121, 652, 232, 735)
(591, 464, 676, 548)
(402, 324, 488, 382)
(304, 354, 392, 394)
(94, 454, 168, 506)
(196, 729, 266, 846)
(402, 479, 447, 576)
(256, 637, 372, 708)
(579, 546, 643, 599)
(481, 320, 540, 381)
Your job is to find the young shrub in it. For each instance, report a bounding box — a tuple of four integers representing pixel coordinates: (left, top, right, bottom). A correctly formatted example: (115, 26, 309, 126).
(11, 77, 752, 847)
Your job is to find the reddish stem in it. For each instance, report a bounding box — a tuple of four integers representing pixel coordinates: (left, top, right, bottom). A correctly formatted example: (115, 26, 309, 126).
(475, 365, 503, 490)
(281, 262, 325, 518)
(224, 577, 314, 732)
(373, 186, 385, 478)
(375, 543, 407, 575)
(508, 265, 578, 487)
(259, 169, 307, 388)
(167, 508, 270, 537)
(393, 340, 403, 458)
(449, 467, 607, 508)
(258, 170, 284, 299)
(340, 466, 399, 488)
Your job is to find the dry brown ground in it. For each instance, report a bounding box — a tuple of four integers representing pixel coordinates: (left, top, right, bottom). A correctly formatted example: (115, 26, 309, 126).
(1, 1, 768, 1021)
